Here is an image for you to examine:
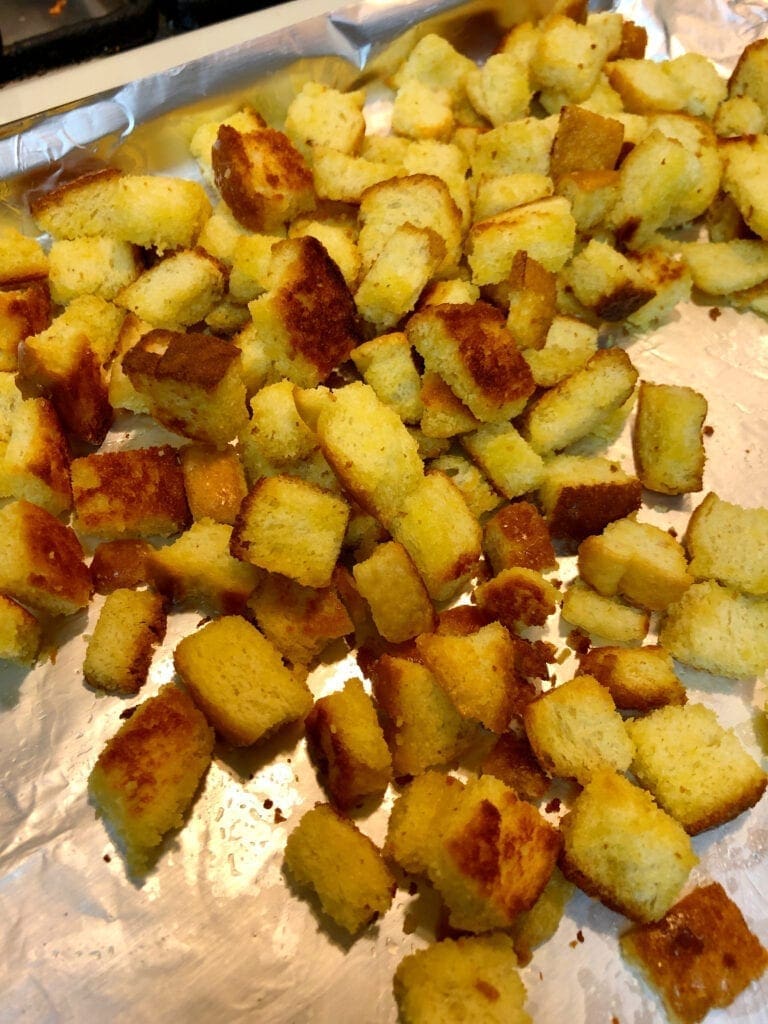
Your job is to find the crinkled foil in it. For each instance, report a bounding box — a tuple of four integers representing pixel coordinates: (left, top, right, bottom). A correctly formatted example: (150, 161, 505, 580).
(1, 1, 767, 1022)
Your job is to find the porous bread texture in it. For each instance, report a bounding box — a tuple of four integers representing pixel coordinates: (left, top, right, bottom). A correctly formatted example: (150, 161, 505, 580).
(352, 541, 435, 643)
(0, 281, 51, 371)
(90, 539, 155, 594)
(523, 674, 635, 784)
(628, 702, 767, 834)
(473, 567, 561, 631)
(350, 333, 423, 424)
(179, 443, 248, 525)
(173, 614, 312, 746)
(559, 768, 698, 923)
(284, 81, 366, 157)
(578, 644, 686, 711)
(478, 731, 550, 804)
(394, 933, 531, 1024)
(430, 451, 502, 519)
(115, 248, 226, 329)
(305, 677, 392, 809)
(538, 455, 643, 541)
(0, 225, 49, 285)
(684, 491, 768, 596)
(460, 421, 544, 499)
(482, 501, 557, 575)
(284, 803, 395, 934)
(384, 770, 466, 875)
(632, 381, 708, 495)
(0, 593, 42, 666)
(468, 197, 576, 285)
(88, 683, 214, 875)
(48, 236, 141, 304)
(83, 588, 167, 694)
(0, 395, 72, 516)
(562, 578, 650, 643)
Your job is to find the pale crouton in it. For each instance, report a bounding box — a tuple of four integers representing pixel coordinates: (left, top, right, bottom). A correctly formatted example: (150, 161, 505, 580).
(460, 422, 544, 500)
(353, 541, 435, 643)
(578, 644, 686, 711)
(607, 58, 687, 113)
(284, 82, 366, 156)
(390, 32, 476, 101)
(470, 117, 558, 181)
(468, 197, 576, 285)
(717, 134, 768, 240)
(71, 446, 190, 539)
(538, 454, 643, 541)
(83, 588, 167, 694)
(227, 232, 281, 303)
(524, 674, 635, 784)
(384, 770, 466, 875)
(728, 37, 768, 117)
(555, 168, 620, 233)
(429, 452, 502, 519)
(713, 95, 765, 137)
(305, 677, 392, 809)
(174, 614, 312, 745)
(466, 52, 532, 126)
(88, 683, 214, 874)
(624, 247, 693, 331)
(522, 316, 598, 387)
(684, 492, 768, 596)
(532, 15, 608, 105)
(180, 443, 247, 525)
(288, 218, 361, 290)
(632, 381, 708, 495)
(310, 147, 401, 203)
(0, 225, 48, 285)
(0, 396, 71, 516)
(284, 803, 395, 934)
(473, 174, 554, 224)
(391, 80, 454, 141)
(115, 248, 226, 328)
(418, 372, 480, 438)
(230, 475, 349, 588)
(646, 114, 721, 227)
(482, 500, 557, 575)
(559, 768, 698, 922)
(0, 282, 51, 371)
(628, 702, 767, 835)
(562, 577, 650, 643)
(659, 580, 768, 679)
(189, 106, 267, 184)
(30, 168, 211, 252)
(681, 239, 768, 296)
(350, 333, 423, 424)
(48, 236, 142, 304)
(0, 499, 91, 616)
(479, 730, 550, 804)
(0, 594, 42, 666)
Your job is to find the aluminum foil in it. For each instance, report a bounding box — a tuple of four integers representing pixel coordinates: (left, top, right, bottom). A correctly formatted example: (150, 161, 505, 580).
(1, 1, 767, 1022)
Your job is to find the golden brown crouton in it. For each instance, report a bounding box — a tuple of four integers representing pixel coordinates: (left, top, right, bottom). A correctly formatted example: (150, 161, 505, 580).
(350, 333, 423, 424)
(684, 492, 768, 596)
(0, 593, 43, 666)
(505, 251, 558, 351)
(632, 381, 708, 495)
(180, 443, 248, 525)
(549, 104, 624, 180)
(479, 730, 550, 804)
(0, 226, 49, 285)
(115, 248, 227, 329)
(562, 577, 650, 644)
(48, 236, 142, 305)
(578, 644, 687, 711)
(538, 454, 643, 541)
(418, 371, 480, 438)
(84, 588, 167, 694)
(353, 541, 435, 643)
(90, 539, 155, 594)
(482, 500, 558, 575)
(0, 396, 72, 516)
(729, 38, 768, 116)
(474, 567, 561, 631)
(460, 421, 545, 500)
(0, 282, 51, 371)
(467, 197, 576, 285)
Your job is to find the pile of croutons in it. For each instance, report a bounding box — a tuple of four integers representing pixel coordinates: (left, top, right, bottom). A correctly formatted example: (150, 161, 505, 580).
(2, 0, 768, 1019)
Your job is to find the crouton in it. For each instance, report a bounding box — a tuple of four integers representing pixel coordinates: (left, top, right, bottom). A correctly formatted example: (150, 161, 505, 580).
(578, 644, 686, 711)
(83, 588, 167, 694)
(350, 333, 423, 424)
(384, 769, 466, 875)
(0, 396, 72, 516)
(418, 372, 480, 438)
(555, 168, 620, 233)
(503, 251, 558, 351)
(310, 147, 401, 203)
(684, 492, 768, 596)
(0, 225, 48, 285)
(632, 381, 708, 495)
(550, 105, 624, 180)
(0, 282, 51, 370)
(466, 52, 532, 126)
(391, 80, 454, 141)
(468, 197, 577, 285)
(390, 32, 476, 101)
(284, 82, 366, 156)
(562, 578, 650, 643)
(531, 15, 608, 105)
(717, 135, 768, 241)
(88, 683, 214, 874)
(538, 454, 643, 541)
(179, 443, 247, 525)
(353, 541, 435, 643)
(522, 316, 598, 386)
(48, 236, 142, 305)
(0, 593, 43, 666)
(728, 37, 768, 117)
(474, 567, 561, 630)
(115, 248, 226, 329)
(90, 539, 155, 594)
(682, 239, 768, 296)
(429, 452, 502, 519)
(563, 239, 655, 324)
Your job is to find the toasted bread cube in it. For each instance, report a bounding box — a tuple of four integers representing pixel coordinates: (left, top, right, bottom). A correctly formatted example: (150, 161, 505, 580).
(0, 499, 91, 616)
(310, 147, 401, 203)
(353, 541, 435, 643)
(632, 381, 708, 495)
(180, 443, 247, 525)
(246, 573, 352, 665)
(714, 95, 765, 137)
(71, 446, 190, 540)
(407, 301, 536, 423)
(88, 683, 214, 874)
(0, 397, 71, 516)
(288, 217, 361, 290)
(628, 702, 767, 835)
(305, 677, 392, 808)
(682, 239, 768, 295)
(31, 168, 211, 252)
(483, 501, 557, 575)
(242, 236, 360, 390)
(625, 246, 693, 331)
(83, 588, 167, 694)
(560, 768, 697, 922)
(647, 113, 722, 227)
(522, 316, 598, 387)
(0, 594, 42, 666)
(394, 934, 531, 1024)
(524, 674, 635, 785)
(562, 578, 650, 643)
(474, 173, 553, 224)
(508, 866, 575, 967)
(666, 52, 728, 118)
(429, 452, 502, 519)
(369, 654, 477, 776)
(48, 236, 141, 304)
(474, 567, 561, 631)
(107, 312, 155, 414)
(550, 104, 624, 180)
(392, 471, 482, 603)
(468, 197, 576, 285)
(532, 15, 608, 104)
(284, 803, 395, 934)
(538, 454, 643, 541)
(174, 614, 312, 744)
(90, 539, 155, 594)
(230, 475, 348, 588)
(419, 372, 480, 439)
(115, 248, 226, 328)
(354, 223, 446, 332)
(0, 226, 48, 285)
(620, 882, 768, 1024)
(391, 80, 454, 141)
(470, 117, 558, 181)
(578, 644, 686, 711)
(578, 516, 693, 611)
(384, 770, 466, 874)
(660, 580, 768, 679)
(523, 347, 638, 455)
(226, 231, 281, 303)
(684, 492, 768, 596)
(479, 730, 550, 804)
(503, 251, 557, 352)
(0, 282, 51, 370)
(211, 124, 315, 232)
(564, 239, 655, 323)
(240, 377, 320, 476)
(416, 622, 531, 733)
(607, 58, 687, 113)
(391, 32, 476, 100)
(466, 52, 532, 126)
(555, 168, 620, 232)
(350, 333, 423, 424)
(284, 82, 366, 156)
(728, 37, 768, 119)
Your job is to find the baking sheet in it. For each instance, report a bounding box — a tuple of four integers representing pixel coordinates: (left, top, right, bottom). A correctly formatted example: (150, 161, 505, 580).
(1, 1, 767, 1022)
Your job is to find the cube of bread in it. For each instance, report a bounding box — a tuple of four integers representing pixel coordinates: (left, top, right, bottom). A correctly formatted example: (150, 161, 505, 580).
(246, 572, 352, 665)
(684, 492, 768, 596)
(0, 397, 71, 516)
(71, 446, 190, 539)
(460, 421, 545, 499)
(471, 118, 557, 180)
(84, 589, 167, 694)
(606, 58, 687, 113)
(620, 883, 768, 1024)
(211, 124, 315, 232)
(466, 52, 532, 126)
(369, 654, 477, 776)
(394, 934, 531, 1024)
(559, 768, 698, 922)
(562, 578, 650, 643)
(284, 803, 395, 934)
(407, 301, 535, 423)
(729, 37, 768, 117)
(242, 236, 361, 391)
(628, 702, 767, 835)
(660, 580, 768, 679)
(522, 316, 598, 387)
(174, 614, 312, 745)
(0, 499, 91, 616)
(90, 539, 155, 594)
(468, 197, 576, 286)
(645, 114, 721, 228)
(532, 15, 608, 105)
(384, 770, 466, 875)
(578, 516, 693, 611)
(230, 475, 349, 588)
(503, 251, 558, 352)
(123, 329, 247, 447)
(391, 80, 454, 141)
(681, 239, 768, 296)
(180, 443, 247, 525)
(0, 282, 51, 370)
(555, 168, 620, 233)
(48, 236, 142, 304)
(284, 82, 366, 157)
(508, 866, 575, 967)
(353, 541, 435, 643)
(30, 168, 211, 252)
(418, 371, 480, 438)
(227, 231, 281, 302)
(0, 225, 48, 285)
(474, 567, 561, 630)
(524, 347, 638, 455)
(350, 333, 423, 424)
(625, 246, 693, 332)
(310, 147, 401, 203)
(107, 311, 156, 414)
(305, 677, 392, 809)
(88, 684, 214, 874)
(578, 644, 686, 711)
(0, 593, 43, 666)
(538, 454, 643, 541)
(190, 106, 267, 184)
(632, 381, 708, 495)
(482, 500, 557, 575)
(523, 674, 635, 784)
(415, 622, 531, 733)
(563, 239, 655, 323)
(549, 104, 624, 180)
(479, 730, 550, 803)
(474, 173, 554, 224)
(714, 96, 765, 138)
(115, 248, 226, 328)
(288, 216, 362, 290)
